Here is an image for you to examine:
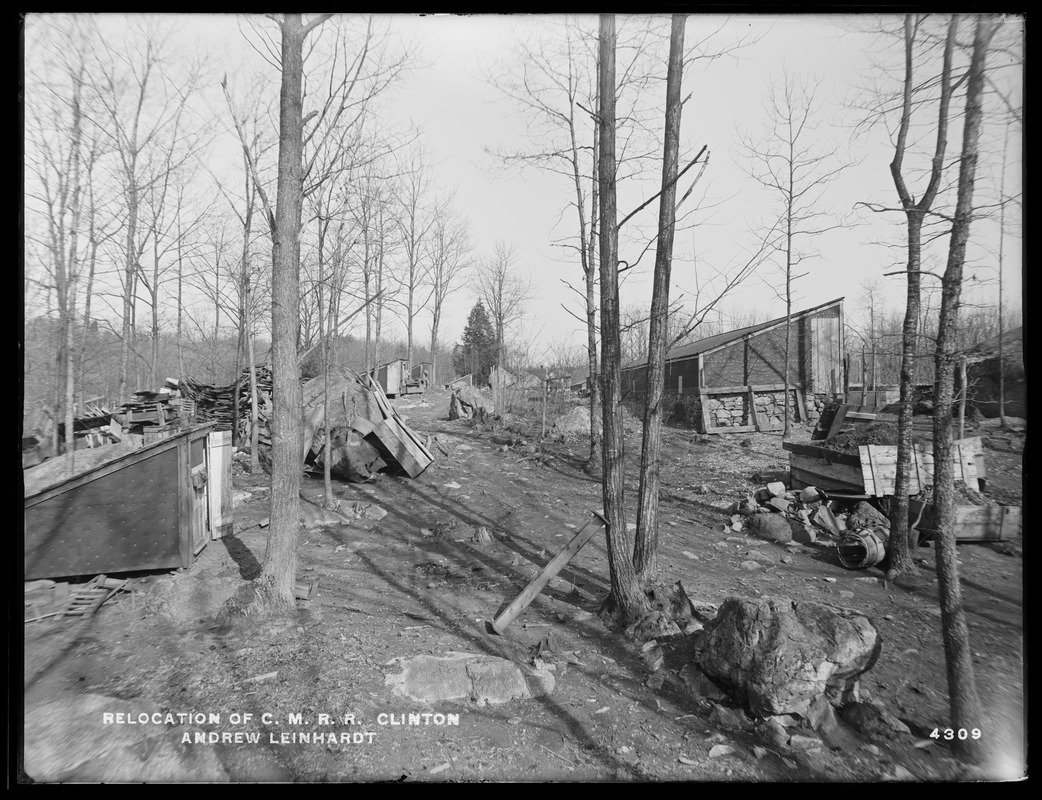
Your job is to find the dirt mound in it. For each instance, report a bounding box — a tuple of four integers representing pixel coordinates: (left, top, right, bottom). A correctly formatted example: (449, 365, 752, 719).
(821, 421, 922, 454)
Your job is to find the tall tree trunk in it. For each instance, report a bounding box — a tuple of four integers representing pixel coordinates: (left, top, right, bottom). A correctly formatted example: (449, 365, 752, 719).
(150, 237, 160, 387)
(887, 15, 955, 579)
(931, 14, 995, 764)
(634, 14, 685, 581)
(597, 13, 649, 625)
(119, 176, 138, 405)
(228, 12, 309, 617)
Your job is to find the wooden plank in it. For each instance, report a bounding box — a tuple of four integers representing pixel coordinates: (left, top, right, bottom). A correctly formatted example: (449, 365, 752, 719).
(782, 440, 862, 466)
(953, 505, 1020, 542)
(207, 430, 233, 540)
(700, 394, 713, 434)
(177, 436, 193, 568)
(858, 437, 981, 496)
(748, 386, 762, 432)
(789, 452, 865, 487)
(706, 424, 756, 435)
(826, 404, 850, 439)
(489, 513, 606, 634)
(351, 417, 429, 478)
(789, 458, 866, 493)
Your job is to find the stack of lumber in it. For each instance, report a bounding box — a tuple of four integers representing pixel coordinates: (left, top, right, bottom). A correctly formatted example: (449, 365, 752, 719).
(180, 378, 237, 431)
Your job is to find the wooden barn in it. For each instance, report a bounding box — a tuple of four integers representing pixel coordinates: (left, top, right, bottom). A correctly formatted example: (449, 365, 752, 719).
(620, 298, 845, 433)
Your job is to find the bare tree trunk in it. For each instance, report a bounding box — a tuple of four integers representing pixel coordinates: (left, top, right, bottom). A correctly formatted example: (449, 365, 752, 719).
(931, 15, 995, 765)
(176, 226, 185, 378)
(118, 180, 138, 405)
(634, 14, 685, 581)
(227, 13, 313, 618)
(597, 13, 649, 625)
(150, 237, 160, 387)
(887, 15, 955, 580)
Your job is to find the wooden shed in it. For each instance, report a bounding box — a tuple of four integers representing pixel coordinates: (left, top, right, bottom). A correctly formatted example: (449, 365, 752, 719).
(371, 359, 424, 398)
(621, 298, 844, 433)
(23, 426, 232, 580)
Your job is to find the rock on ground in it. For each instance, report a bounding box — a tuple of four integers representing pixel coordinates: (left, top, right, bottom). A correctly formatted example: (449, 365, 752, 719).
(691, 596, 881, 717)
(24, 693, 229, 782)
(448, 386, 494, 421)
(552, 405, 591, 438)
(384, 652, 554, 706)
(745, 513, 800, 544)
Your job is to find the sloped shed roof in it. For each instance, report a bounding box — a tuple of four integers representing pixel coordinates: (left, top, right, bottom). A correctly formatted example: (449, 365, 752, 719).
(621, 297, 844, 371)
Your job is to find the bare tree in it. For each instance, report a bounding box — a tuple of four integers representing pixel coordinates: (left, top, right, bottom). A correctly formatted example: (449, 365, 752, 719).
(885, 16, 957, 580)
(93, 18, 206, 403)
(633, 13, 687, 581)
(596, 14, 650, 625)
(392, 146, 437, 369)
(930, 15, 999, 764)
(737, 69, 851, 436)
(477, 240, 533, 400)
(423, 197, 471, 387)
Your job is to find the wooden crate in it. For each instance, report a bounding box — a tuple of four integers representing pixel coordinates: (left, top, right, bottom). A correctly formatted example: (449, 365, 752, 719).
(785, 436, 984, 497)
(911, 499, 1021, 542)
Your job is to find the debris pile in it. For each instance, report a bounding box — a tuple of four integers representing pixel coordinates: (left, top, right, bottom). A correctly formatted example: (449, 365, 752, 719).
(302, 369, 433, 480)
(727, 479, 895, 568)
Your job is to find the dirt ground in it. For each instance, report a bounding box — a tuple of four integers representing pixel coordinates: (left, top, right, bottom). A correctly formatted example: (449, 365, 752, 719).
(20, 387, 1025, 783)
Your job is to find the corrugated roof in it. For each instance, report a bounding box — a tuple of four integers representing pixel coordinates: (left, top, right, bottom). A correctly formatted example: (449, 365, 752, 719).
(621, 297, 844, 372)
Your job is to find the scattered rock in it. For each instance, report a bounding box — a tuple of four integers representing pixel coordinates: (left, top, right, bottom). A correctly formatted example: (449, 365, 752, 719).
(346, 501, 387, 521)
(746, 514, 798, 544)
(692, 596, 882, 717)
(385, 652, 554, 706)
(841, 702, 911, 741)
(757, 717, 790, 749)
(740, 439, 752, 448)
(766, 481, 787, 497)
(740, 561, 763, 572)
(472, 526, 494, 547)
(679, 664, 729, 702)
(788, 733, 822, 751)
(711, 704, 754, 731)
(708, 744, 736, 758)
(806, 694, 839, 734)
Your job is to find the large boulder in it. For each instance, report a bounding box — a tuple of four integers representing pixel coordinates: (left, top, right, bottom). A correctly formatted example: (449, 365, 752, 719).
(448, 385, 494, 421)
(691, 596, 881, 717)
(552, 405, 591, 438)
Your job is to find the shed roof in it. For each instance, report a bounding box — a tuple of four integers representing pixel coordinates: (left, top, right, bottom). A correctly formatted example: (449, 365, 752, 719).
(621, 297, 844, 372)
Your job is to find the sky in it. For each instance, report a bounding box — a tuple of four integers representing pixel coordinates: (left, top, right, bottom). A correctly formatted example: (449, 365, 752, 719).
(24, 13, 1024, 365)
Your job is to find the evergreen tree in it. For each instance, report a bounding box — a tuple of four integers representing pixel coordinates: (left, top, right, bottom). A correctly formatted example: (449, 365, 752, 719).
(453, 301, 497, 383)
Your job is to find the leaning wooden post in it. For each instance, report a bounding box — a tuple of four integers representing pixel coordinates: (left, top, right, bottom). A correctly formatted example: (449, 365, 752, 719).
(488, 511, 607, 635)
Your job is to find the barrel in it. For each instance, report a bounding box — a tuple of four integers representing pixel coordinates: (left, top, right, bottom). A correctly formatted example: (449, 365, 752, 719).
(836, 527, 888, 569)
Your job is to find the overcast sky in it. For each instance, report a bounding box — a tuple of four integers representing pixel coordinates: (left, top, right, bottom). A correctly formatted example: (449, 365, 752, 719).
(25, 13, 1024, 362)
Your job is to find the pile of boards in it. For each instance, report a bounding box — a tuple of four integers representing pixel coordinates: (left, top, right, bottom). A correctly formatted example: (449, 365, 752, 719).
(302, 369, 433, 481)
(121, 378, 184, 427)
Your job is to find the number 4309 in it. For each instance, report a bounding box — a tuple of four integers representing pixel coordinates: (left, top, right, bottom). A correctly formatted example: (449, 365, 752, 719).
(931, 728, 982, 740)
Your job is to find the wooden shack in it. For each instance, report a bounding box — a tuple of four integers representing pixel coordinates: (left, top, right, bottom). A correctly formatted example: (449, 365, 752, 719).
(372, 359, 424, 398)
(621, 298, 844, 433)
(23, 426, 232, 580)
